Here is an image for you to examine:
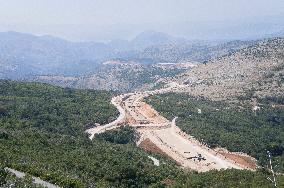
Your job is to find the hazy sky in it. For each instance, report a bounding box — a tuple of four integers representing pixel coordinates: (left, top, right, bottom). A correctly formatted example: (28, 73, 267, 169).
(0, 0, 283, 41)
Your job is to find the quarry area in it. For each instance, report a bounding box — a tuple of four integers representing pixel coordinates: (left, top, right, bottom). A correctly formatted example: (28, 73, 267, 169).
(86, 82, 257, 172)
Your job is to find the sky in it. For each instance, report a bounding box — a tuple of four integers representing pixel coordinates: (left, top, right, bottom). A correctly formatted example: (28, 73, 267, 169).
(0, 0, 283, 41)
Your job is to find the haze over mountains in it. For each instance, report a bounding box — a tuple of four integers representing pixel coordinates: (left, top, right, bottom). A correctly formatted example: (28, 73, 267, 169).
(1, 28, 282, 79)
(0, 30, 182, 78)
(0, 30, 215, 78)
(1, 28, 284, 92)
(2, 17, 284, 42)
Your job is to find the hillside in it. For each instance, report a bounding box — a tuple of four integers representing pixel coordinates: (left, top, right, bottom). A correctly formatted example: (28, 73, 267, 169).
(32, 62, 191, 92)
(138, 40, 255, 63)
(173, 38, 284, 101)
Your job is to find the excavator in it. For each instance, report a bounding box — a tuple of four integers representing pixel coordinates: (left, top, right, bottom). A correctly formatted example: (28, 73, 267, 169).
(186, 153, 206, 162)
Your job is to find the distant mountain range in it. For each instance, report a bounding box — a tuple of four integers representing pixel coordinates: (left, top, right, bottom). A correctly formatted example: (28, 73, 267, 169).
(0, 31, 188, 78)
(0, 31, 109, 77)
(31, 37, 284, 93)
(0, 30, 284, 80)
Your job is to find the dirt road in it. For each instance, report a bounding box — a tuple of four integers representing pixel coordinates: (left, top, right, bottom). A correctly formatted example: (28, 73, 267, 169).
(85, 82, 256, 172)
(5, 168, 60, 188)
(138, 117, 244, 171)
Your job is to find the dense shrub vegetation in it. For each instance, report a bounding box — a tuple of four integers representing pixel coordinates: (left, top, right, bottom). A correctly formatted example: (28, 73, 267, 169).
(147, 93, 284, 172)
(173, 169, 283, 188)
(0, 80, 182, 187)
(258, 95, 284, 105)
(1, 80, 283, 187)
(97, 125, 138, 144)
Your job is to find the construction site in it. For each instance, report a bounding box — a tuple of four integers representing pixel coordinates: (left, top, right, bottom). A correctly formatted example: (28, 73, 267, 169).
(86, 82, 257, 172)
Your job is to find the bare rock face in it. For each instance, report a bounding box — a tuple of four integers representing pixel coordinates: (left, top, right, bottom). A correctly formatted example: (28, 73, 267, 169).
(174, 38, 284, 101)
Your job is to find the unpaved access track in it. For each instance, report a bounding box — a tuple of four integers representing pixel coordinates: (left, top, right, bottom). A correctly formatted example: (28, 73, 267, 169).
(86, 82, 256, 172)
(5, 168, 60, 188)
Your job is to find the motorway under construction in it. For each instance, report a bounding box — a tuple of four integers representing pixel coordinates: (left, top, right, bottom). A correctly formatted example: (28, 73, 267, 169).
(86, 82, 257, 172)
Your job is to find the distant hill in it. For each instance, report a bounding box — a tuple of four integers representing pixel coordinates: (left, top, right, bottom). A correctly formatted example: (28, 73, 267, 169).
(130, 30, 185, 49)
(137, 40, 255, 63)
(0, 31, 113, 77)
(32, 62, 191, 92)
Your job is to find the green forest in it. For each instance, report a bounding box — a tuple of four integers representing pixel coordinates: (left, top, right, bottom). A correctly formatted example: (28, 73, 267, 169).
(146, 93, 284, 172)
(0, 80, 284, 187)
(0, 80, 183, 187)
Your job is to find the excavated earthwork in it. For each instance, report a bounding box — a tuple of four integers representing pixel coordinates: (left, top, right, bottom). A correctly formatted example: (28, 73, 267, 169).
(86, 83, 257, 172)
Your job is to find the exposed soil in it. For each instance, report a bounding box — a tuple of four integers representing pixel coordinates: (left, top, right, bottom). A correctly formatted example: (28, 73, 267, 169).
(125, 112, 137, 124)
(139, 138, 181, 166)
(219, 152, 257, 170)
(137, 102, 168, 123)
(139, 138, 167, 155)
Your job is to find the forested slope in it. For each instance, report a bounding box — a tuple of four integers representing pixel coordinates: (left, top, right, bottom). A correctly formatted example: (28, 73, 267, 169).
(1, 80, 283, 187)
(0, 80, 182, 187)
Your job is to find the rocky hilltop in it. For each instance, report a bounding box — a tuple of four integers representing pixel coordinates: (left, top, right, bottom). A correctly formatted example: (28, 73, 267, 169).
(173, 38, 284, 101)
